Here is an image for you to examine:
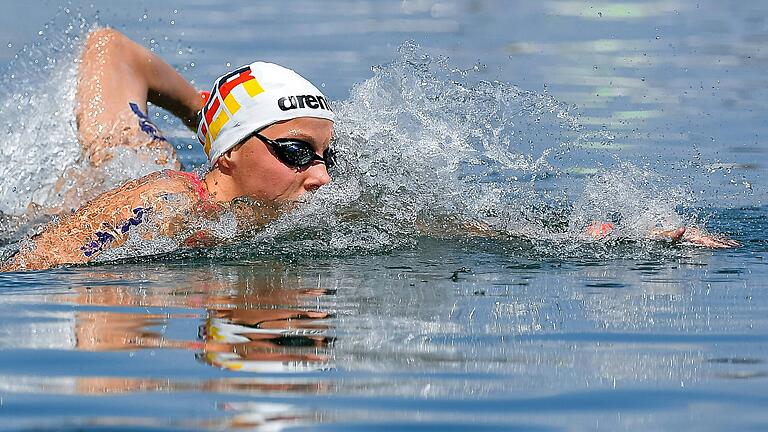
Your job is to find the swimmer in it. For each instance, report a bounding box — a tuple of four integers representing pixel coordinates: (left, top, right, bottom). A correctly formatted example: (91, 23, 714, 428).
(1, 28, 333, 271)
(0, 29, 738, 272)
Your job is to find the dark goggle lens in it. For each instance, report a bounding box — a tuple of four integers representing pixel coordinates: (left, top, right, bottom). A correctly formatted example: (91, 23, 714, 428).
(276, 141, 313, 164)
(273, 139, 335, 168)
(323, 148, 336, 168)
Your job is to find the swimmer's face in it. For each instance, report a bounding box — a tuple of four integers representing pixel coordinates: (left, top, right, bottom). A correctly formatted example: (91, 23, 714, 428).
(223, 117, 334, 201)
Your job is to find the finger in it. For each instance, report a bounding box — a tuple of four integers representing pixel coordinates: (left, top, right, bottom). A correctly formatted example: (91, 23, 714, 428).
(707, 236, 741, 248)
(720, 238, 741, 248)
(705, 238, 739, 249)
(706, 237, 729, 248)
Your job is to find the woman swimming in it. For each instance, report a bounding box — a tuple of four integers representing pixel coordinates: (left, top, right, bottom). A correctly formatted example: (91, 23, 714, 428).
(1, 28, 333, 271)
(0, 29, 737, 272)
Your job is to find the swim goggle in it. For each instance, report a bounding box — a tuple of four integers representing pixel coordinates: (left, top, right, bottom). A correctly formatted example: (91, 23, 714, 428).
(252, 132, 335, 169)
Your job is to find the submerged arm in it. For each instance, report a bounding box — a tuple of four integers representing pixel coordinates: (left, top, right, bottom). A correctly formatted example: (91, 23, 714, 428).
(418, 214, 740, 249)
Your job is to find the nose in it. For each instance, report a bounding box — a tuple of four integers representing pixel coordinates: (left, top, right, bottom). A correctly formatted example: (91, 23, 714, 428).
(304, 163, 331, 192)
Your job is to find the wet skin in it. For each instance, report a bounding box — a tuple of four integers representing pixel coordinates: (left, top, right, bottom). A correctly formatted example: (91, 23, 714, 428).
(0, 117, 334, 272)
(0, 28, 739, 272)
(0, 27, 336, 271)
(203, 117, 334, 203)
(586, 222, 741, 248)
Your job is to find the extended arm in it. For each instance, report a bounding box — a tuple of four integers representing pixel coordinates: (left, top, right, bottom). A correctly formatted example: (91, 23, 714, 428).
(586, 222, 740, 248)
(0, 173, 193, 272)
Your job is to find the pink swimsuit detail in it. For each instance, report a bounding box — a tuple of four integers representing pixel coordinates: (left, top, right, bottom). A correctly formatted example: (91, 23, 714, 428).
(164, 170, 221, 246)
(166, 170, 208, 199)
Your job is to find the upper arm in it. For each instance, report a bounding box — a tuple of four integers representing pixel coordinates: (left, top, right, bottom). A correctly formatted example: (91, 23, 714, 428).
(77, 28, 202, 146)
(77, 29, 151, 146)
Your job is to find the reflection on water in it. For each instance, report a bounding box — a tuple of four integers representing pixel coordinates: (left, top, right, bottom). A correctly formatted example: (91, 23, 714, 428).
(0, 264, 336, 430)
(25, 265, 336, 371)
(200, 301, 333, 373)
(0, 232, 766, 429)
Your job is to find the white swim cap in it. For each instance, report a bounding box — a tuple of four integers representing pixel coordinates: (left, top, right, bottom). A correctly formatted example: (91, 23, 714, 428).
(197, 61, 335, 165)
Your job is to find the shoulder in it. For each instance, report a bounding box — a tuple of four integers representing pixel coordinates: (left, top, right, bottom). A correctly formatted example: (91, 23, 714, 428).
(66, 170, 200, 228)
(101, 170, 198, 202)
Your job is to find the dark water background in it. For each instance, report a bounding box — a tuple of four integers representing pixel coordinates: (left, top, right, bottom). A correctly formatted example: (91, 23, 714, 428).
(0, 1, 766, 430)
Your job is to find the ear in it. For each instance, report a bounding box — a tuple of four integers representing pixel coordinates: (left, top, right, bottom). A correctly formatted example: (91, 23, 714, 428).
(216, 148, 237, 175)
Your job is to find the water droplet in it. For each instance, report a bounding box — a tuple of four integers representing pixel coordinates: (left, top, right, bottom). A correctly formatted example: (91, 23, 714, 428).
(226, 62, 231, 67)
(597, 11, 602, 17)
(6, 43, 11, 48)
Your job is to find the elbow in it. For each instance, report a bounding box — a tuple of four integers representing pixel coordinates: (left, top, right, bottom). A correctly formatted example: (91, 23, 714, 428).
(83, 27, 128, 58)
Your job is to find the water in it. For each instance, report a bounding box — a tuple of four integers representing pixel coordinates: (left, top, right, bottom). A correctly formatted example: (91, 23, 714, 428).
(0, 1, 766, 430)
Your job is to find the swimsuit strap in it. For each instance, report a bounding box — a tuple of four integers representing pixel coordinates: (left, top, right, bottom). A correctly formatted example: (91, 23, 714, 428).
(165, 170, 209, 201)
(163, 170, 224, 248)
(165, 170, 221, 213)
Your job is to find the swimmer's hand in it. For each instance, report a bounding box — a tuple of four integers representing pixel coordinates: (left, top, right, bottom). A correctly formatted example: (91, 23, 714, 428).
(587, 222, 740, 248)
(649, 226, 741, 248)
